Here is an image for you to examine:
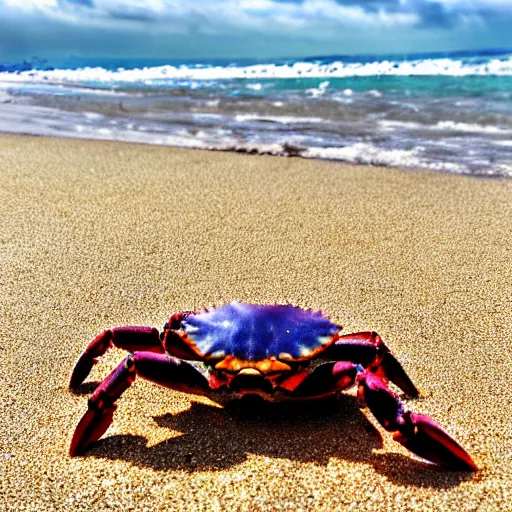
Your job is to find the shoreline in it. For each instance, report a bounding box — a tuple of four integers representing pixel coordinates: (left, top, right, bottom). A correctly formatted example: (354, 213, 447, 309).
(2, 134, 512, 510)
(2, 67, 512, 179)
(1, 129, 510, 181)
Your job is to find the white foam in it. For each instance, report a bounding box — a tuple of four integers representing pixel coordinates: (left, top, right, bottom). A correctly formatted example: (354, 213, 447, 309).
(3, 54, 510, 87)
(434, 120, 512, 135)
(304, 143, 467, 173)
(306, 80, 330, 98)
(379, 119, 512, 135)
(305, 143, 424, 168)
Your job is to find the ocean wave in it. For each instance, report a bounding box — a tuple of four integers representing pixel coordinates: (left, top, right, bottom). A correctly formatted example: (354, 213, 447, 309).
(379, 119, 512, 135)
(1, 53, 512, 87)
(305, 144, 424, 169)
(434, 120, 512, 135)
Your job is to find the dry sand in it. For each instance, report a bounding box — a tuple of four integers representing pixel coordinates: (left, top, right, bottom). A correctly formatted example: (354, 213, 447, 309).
(1, 134, 511, 511)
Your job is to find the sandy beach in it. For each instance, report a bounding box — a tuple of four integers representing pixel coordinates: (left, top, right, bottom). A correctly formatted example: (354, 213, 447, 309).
(1, 133, 512, 510)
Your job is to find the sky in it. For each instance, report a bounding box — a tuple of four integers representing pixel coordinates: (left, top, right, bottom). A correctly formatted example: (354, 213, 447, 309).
(1, 0, 512, 63)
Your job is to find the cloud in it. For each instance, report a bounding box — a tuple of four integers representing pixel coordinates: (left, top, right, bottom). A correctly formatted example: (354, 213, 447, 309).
(335, 0, 402, 11)
(0, 0, 511, 61)
(1, 0, 510, 28)
(414, 1, 455, 28)
(62, 0, 94, 7)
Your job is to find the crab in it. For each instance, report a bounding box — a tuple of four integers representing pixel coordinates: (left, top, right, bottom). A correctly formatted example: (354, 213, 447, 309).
(69, 302, 477, 470)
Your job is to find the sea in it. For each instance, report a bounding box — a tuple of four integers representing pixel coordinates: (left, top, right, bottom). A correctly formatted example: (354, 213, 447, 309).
(1, 49, 511, 177)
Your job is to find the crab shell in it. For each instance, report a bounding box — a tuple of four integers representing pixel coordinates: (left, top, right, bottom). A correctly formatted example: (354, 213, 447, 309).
(176, 302, 342, 376)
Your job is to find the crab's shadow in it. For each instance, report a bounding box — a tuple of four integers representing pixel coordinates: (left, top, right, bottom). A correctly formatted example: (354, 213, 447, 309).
(83, 395, 473, 488)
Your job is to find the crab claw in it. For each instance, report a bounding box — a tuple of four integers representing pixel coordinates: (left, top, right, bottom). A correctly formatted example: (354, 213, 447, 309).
(70, 354, 99, 390)
(69, 402, 116, 456)
(70, 356, 134, 456)
(69, 330, 114, 389)
(359, 373, 477, 471)
(393, 412, 478, 471)
(379, 347, 419, 397)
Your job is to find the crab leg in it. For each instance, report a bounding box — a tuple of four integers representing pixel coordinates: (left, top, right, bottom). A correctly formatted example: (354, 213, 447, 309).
(290, 361, 359, 398)
(358, 372, 478, 471)
(69, 326, 164, 389)
(325, 332, 419, 397)
(69, 352, 209, 456)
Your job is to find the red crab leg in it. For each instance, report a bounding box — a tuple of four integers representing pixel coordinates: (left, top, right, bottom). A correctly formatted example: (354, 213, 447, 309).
(325, 332, 419, 397)
(70, 352, 209, 456)
(290, 361, 359, 398)
(358, 372, 478, 471)
(69, 326, 163, 389)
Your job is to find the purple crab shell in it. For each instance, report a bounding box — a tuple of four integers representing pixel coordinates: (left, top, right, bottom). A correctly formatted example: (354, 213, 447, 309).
(182, 302, 340, 361)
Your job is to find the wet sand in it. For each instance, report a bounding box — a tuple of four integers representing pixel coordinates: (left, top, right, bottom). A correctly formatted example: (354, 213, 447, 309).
(1, 134, 511, 510)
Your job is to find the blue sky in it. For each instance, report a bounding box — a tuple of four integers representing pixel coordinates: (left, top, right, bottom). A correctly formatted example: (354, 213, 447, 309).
(1, 0, 512, 63)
